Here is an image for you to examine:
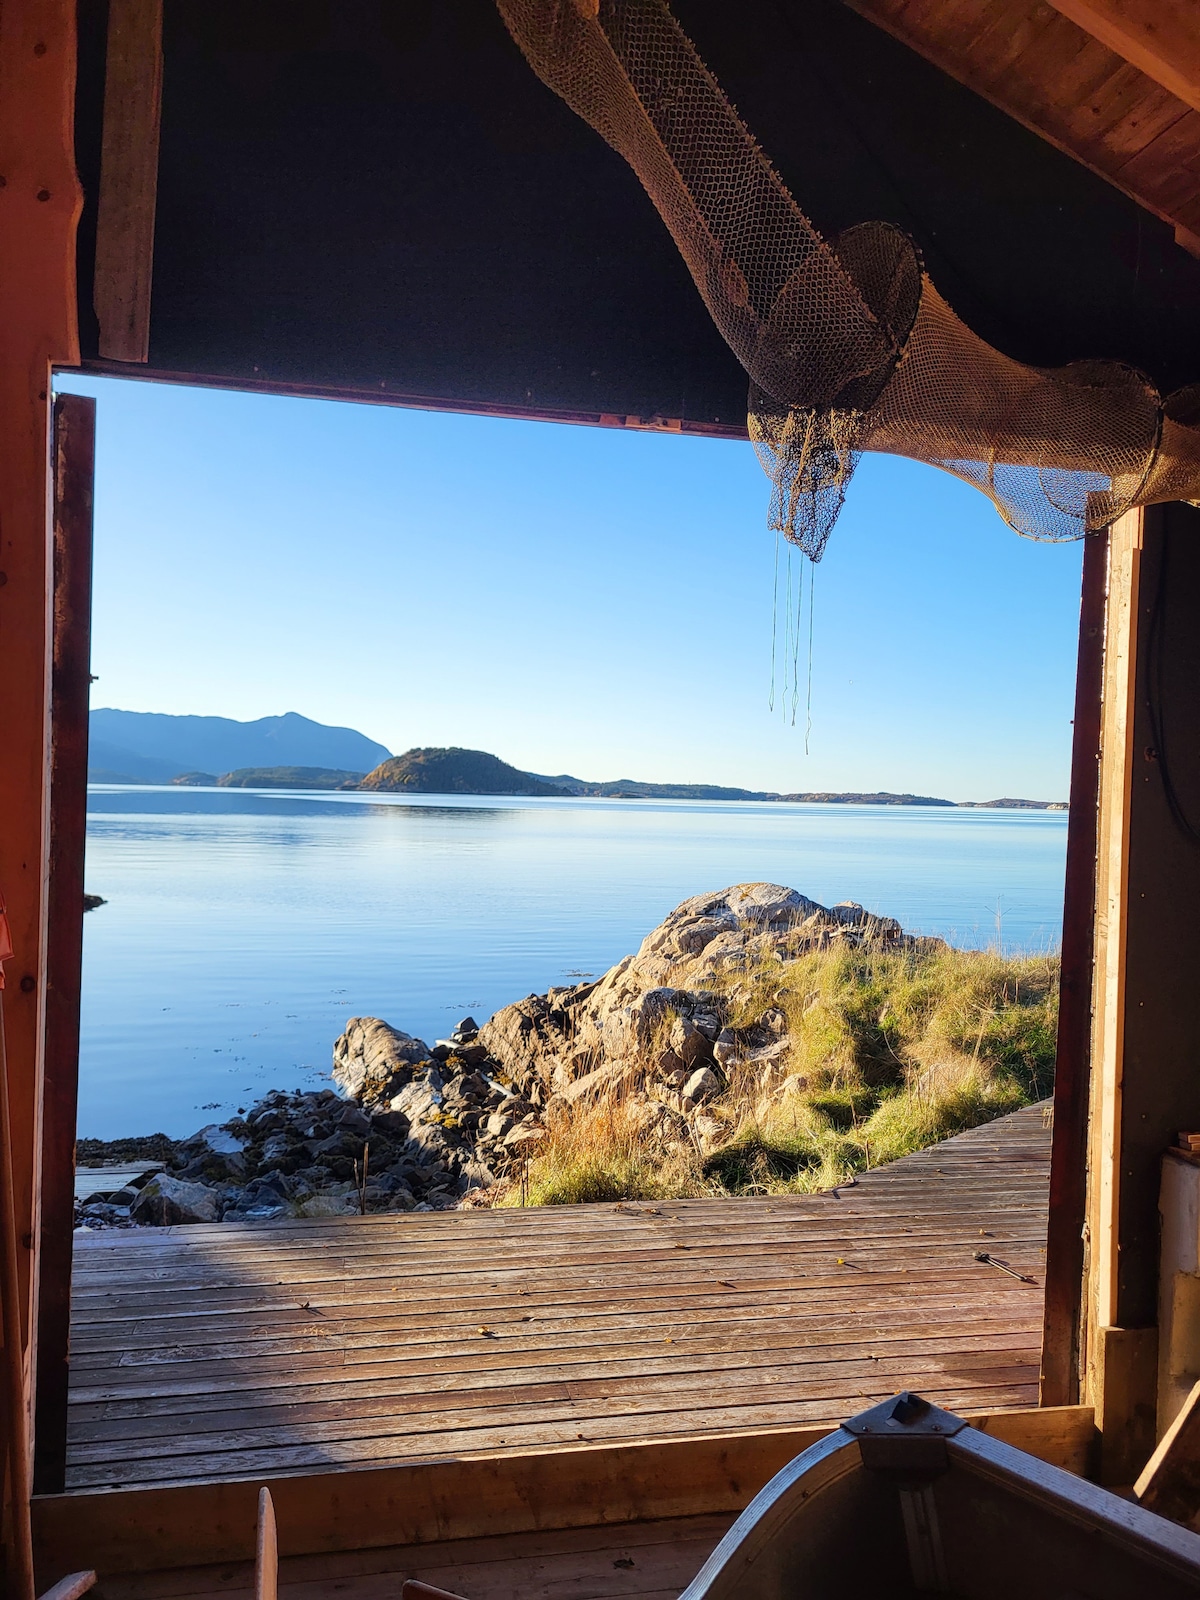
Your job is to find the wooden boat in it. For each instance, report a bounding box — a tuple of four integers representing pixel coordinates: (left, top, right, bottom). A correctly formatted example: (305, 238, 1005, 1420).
(680, 1392, 1200, 1599)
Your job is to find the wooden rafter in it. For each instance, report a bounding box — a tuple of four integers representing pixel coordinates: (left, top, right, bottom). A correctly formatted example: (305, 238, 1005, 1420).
(1047, 0, 1200, 118)
(94, 0, 162, 362)
(842, 0, 1200, 257)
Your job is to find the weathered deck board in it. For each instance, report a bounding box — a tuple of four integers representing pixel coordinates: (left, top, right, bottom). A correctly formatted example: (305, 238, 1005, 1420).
(66, 1103, 1051, 1492)
(99, 1512, 737, 1600)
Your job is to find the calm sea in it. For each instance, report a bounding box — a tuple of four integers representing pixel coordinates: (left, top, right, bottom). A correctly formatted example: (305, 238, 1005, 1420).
(79, 786, 1069, 1138)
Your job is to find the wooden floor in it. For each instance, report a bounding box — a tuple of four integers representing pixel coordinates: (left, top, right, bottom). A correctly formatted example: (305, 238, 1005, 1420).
(101, 1514, 736, 1600)
(67, 1103, 1052, 1494)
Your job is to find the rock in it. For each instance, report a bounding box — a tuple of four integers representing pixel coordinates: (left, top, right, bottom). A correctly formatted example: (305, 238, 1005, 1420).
(200, 1124, 247, 1155)
(90, 881, 922, 1229)
(130, 1174, 221, 1225)
(669, 1015, 712, 1066)
(712, 1029, 740, 1068)
(260, 1132, 299, 1168)
(559, 1061, 631, 1105)
(388, 1071, 444, 1124)
(474, 885, 904, 1101)
(682, 1067, 721, 1103)
(370, 1108, 410, 1136)
(332, 1017, 430, 1105)
(503, 1122, 546, 1151)
(692, 1113, 726, 1153)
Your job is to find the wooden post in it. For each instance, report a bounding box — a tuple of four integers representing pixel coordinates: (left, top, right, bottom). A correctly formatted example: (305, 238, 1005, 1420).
(0, 0, 82, 1577)
(94, 0, 162, 362)
(33, 395, 95, 1496)
(1084, 501, 1200, 1483)
(1040, 526, 1108, 1408)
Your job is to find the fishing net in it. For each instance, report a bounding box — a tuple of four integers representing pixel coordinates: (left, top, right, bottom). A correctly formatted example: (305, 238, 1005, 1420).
(495, 0, 1200, 558)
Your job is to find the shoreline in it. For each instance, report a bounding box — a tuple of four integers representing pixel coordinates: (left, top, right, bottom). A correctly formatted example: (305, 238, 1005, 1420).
(75, 883, 1059, 1228)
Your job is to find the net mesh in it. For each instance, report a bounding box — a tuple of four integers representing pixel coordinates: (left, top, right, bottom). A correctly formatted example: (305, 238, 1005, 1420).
(495, 0, 1200, 557)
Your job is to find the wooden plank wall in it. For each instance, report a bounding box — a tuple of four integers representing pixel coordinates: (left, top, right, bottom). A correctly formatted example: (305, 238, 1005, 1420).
(33, 1403, 1095, 1581)
(1085, 502, 1200, 1484)
(0, 0, 83, 1590)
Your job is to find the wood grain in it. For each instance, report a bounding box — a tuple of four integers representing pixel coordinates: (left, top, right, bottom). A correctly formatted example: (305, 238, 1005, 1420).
(58, 1107, 1052, 1496)
(35, 393, 96, 1496)
(1046, 0, 1200, 118)
(845, 0, 1200, 248)
(94, 0, 162, 361)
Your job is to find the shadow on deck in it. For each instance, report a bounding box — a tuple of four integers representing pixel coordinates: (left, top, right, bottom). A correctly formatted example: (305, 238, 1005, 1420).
(64, 1103, 1052, 1494)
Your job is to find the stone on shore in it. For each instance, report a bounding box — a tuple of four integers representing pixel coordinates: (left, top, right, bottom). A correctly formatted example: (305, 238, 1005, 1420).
(80, 884, 936, 1229)
(130, 1173, 221, 1225)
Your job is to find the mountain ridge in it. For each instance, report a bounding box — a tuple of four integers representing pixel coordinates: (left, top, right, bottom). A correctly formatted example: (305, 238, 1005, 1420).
(88, 709, 391, 784)
(85, 715, 1067, 808)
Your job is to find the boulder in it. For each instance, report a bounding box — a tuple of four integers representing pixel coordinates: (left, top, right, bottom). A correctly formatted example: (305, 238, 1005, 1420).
(388, 1069, 444, 1124)
(682, 1067, 721, 1103)
(473, 885, 910, 1100)
(333, 1017, 430, 1105)
(130, 1174, 221, 1225)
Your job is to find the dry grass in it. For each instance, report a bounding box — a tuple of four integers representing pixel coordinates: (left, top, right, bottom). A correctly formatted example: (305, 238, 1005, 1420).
(502, 938, 1058, 1207)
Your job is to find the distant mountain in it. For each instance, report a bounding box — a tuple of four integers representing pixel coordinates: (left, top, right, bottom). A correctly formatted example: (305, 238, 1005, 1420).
(359, 748, 567, 797)
(216, 767, 364, 790)
(88, 721, 1067, 810)
(958, 797, 1069, 810)
(536, 774, 953, 805)
(780, 791, 956, 806)
(89, 711, 390, 785)
(534, 773, 772, 801)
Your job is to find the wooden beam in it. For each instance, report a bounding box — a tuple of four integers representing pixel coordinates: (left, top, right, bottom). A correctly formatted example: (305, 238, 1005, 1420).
(1040, 527, 1108, 1409)
(31, 1407, 1096, 1582)
(32, 395, 94, 1497)
(0, 0, 82, 1585)
(1136, 1375, 1200, 1527)
(843, 0, 1200, 255)
(1046, 0, 1200, 119)
(94, 0, 162, 362)
(1084, 502, 1200, 1484)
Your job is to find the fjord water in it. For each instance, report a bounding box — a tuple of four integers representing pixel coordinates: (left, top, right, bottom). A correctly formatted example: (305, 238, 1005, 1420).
(80, 786, 1068, 1138)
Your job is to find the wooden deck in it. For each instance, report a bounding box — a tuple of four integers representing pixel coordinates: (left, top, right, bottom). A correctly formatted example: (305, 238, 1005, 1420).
(66, 1103, 1052, 1495)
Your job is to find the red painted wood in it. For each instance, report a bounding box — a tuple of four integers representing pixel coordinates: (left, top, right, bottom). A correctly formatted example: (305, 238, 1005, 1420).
(1040, 526, 1109, 1407)
(34, 393, 95, 1495)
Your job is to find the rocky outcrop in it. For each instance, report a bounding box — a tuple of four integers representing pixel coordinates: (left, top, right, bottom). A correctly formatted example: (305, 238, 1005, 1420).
(75, 1018, 536, 1229)
(357, 748, 566, 796)
(77, 885, 937, 1227)
(475, 883, 916, 1106)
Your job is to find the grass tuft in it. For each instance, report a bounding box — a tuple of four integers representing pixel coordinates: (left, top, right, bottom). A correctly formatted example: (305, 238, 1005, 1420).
(499, 938, 1058, 1205)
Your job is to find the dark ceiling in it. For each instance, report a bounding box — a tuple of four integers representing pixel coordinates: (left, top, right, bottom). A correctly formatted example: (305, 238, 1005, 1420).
(73, 0, 1200, 429)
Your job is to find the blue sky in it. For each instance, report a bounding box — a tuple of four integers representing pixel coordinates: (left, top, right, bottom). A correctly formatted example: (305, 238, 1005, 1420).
(55, 372, 1083, 800)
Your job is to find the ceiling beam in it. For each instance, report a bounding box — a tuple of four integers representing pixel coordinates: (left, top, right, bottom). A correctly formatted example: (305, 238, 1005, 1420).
(1046, 0, 1200, 117)
(843, 0, 1200, 258)
(94, 0, 163, 362)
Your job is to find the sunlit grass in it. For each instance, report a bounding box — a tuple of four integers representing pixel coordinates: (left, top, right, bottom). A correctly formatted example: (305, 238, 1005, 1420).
(498, 938, 1058, 1205)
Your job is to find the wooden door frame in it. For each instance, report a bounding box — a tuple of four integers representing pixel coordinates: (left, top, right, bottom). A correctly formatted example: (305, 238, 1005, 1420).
(1040, 528, 1109, 1407)
(32, 394, 95, 1496)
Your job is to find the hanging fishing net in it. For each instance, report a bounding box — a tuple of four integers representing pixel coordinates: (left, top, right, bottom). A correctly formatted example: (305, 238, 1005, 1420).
(494, 0, 1200, 558)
